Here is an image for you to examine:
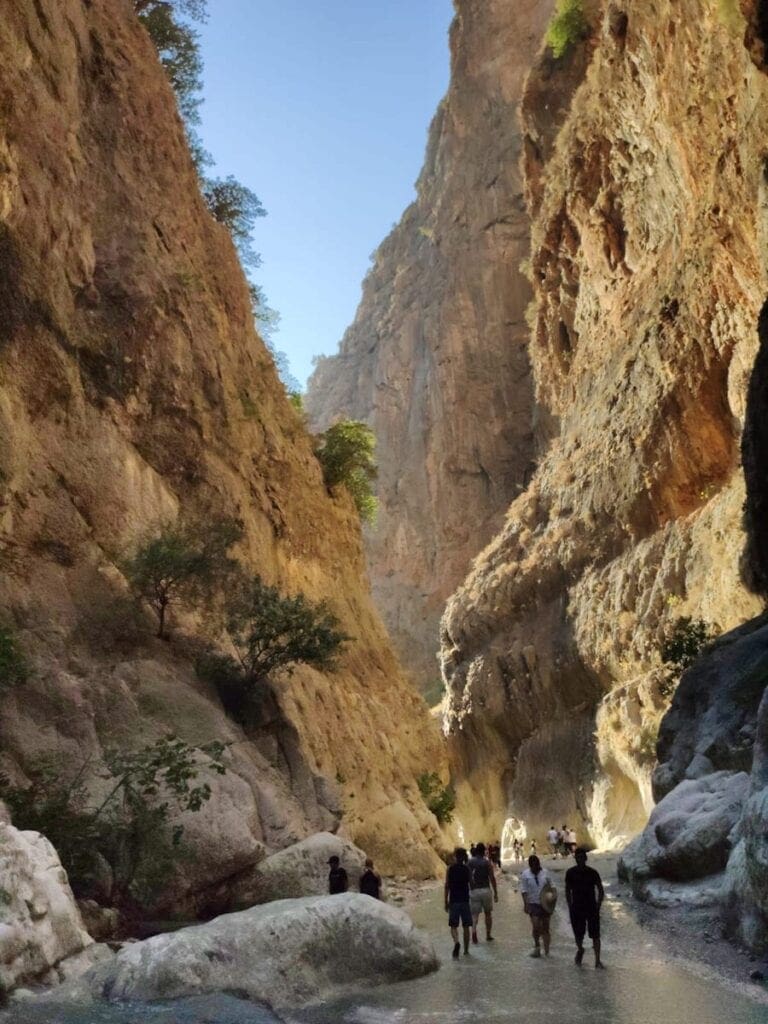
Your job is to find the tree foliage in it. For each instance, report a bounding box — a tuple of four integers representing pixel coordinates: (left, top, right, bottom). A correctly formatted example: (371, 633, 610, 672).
(203, 176, 266, 269)
(661, 617, 716, 672)
(0, 737, 227, 907)
(417, 771, 456, 825)
(545, 0, 588, 58)
(122, 517, 242, 638)
(316, 420, 379, 523)
(0, 626, 27, 691)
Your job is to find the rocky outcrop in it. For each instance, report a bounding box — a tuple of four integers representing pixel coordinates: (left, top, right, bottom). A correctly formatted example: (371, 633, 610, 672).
(74, 895, 437, 1010)
(231, 832, 367, 907)
(305, 0, 555, 695)
(0, 0, 444, 903)
(440, 0, 768, 844)
(0, 823, 93, 991)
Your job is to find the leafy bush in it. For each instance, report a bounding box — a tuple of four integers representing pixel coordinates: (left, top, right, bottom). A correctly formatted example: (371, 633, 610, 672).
(122, 517, 242, 639)
(316, 420, 379, 523)
(636, 723, 659, 765)
(417, 771, 456, 825)
(658, 616, 718, 700)
(545, 0, 588, 58)
(0, 626, 27, 690)
(0, 737, 226, 908)
(197, 578, 348, 722)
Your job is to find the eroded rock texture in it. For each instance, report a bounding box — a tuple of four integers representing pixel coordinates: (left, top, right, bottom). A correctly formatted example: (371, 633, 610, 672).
(442, 0, 768, 844)
(305, 0, 554, 694)
(0, 0, 445, 903)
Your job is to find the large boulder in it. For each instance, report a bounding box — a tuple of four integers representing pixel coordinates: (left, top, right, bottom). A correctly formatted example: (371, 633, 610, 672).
(618, 770, 749, 887)
(231, 832, 367, 906)
(0, 824, 93, 990)
(722, 686, 768, 950)
(81, 895, 437, 1009)
(652, 618, 768, 800)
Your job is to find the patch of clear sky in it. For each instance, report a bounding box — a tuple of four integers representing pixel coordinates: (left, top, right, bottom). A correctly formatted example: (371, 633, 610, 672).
(197, 0, 453, 389)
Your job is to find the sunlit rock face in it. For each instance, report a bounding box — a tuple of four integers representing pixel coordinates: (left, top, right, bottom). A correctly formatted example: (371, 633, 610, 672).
(0, 0, 445, 899)
(442, 0, 768, 844)
(305, 0, 555, 695)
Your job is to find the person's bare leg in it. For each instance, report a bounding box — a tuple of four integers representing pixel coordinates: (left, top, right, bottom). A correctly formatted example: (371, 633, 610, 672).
(471, 911, 479, 944)
(542, 917, 551, 956)
(463, 924, 471, 954)
(485, 908, 493, 940)
(530, 916, 542, 957)
(594, 938, 604, 968)
(451, 923, 460, 958)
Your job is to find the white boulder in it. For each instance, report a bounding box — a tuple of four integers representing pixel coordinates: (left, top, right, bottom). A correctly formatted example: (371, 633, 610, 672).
(232, 832, 367, 906)
(0, 824, 93, 990)
(86, 894, 437, 1009)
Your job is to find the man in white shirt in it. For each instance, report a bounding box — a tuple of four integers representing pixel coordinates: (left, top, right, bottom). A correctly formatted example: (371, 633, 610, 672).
(547, 826, 559, 858)
(519, 855, 554, 957)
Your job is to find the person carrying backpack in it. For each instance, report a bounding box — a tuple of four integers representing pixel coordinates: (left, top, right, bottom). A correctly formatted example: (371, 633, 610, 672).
(468, 842, 498, 943)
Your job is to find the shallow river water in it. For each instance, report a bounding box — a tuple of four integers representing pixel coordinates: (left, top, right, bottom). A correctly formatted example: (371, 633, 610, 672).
(4, 863, 768, 1024)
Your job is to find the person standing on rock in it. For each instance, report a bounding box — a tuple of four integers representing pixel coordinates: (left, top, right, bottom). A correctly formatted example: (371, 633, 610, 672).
(328, 855, 349, 895)
(520, 854, 554, 958)
(359, 858, 382, 899)
(445, 847, 472, 958)
(468, 841, 498, 943)
(565, 848, 605, 968)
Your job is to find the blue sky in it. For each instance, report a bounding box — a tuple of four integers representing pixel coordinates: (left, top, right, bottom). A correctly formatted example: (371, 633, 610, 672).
(197, 0, 453, 389)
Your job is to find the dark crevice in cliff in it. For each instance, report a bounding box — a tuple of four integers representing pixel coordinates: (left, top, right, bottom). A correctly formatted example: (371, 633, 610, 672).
(742, 297, 768, 597)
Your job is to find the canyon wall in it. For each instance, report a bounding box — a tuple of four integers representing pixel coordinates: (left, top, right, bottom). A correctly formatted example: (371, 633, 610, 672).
(0, 0, 445, 904)
(442, 0, 768, 845)
(306, 0, 555, 697)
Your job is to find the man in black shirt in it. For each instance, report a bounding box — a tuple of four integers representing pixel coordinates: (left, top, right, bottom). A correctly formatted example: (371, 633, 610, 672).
(565, 848, 605, 968)
(444, 847, 472, 958)
(328, 855, 349, 895)
(359, 858, 382, 899)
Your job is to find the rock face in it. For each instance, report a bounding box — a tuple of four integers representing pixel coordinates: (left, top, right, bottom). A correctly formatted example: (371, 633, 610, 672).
(231, 832, 367, 907)
(81, 895, 438, 1010)
(305, 0, 555, 695)
(0, 823, 92, 990)
(439, 0, 768, 844)
(0, 0, 444, 903)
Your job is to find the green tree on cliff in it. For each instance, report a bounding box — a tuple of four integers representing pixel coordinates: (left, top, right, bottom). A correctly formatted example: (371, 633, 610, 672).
(315, 420, 379, 523)
(545, 0, 588, 59)
(122, 517, 242, 639)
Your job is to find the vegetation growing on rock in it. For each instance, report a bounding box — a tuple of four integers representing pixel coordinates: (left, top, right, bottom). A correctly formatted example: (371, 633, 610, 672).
(417, 771, 456, 824)
(316, 420, 379, 523)
(545, 0, 588, 59)
(0, 626, 27, 690)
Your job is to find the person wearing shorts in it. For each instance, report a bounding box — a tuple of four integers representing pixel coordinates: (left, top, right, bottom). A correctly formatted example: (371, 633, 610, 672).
(520, 855, 554, 957)
(565, 848, 605, 968)
(468, 842, 498, 943)
(445, 847, 472, 958)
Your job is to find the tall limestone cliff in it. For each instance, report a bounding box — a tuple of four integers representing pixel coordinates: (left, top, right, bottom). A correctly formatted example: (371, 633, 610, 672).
(442, 0, 768, 844)
(0, 0, 444, 906)
(306, 0, 555, 695)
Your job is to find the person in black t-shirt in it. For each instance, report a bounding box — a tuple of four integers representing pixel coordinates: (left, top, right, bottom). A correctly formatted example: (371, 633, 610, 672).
(444, 847, 472, 958)
(328, 855, 349, 895)
(565, 848, 605, 968)
(359, 858, 382, 899)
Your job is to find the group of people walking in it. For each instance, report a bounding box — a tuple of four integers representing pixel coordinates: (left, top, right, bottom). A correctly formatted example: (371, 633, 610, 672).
(445, 845, 605, 968)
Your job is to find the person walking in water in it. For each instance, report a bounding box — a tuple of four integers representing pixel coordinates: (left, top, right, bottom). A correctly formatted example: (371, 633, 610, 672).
(327, 854, 348, 894)
(566, 848, 605, 968)
(520, 854, 554, 957)
(445, 847, 472, 958)
(359, 858, 382, 899)
(468, 842, 498, 943)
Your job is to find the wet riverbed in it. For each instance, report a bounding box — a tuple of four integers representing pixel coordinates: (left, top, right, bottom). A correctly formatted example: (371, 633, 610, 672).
(4, 863, 767, 1023)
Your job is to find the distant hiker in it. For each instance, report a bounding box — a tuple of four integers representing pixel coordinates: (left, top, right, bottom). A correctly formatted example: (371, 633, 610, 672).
(520, 854, 555, 958)
(513, 838, 523, 862)
(359, 858, 382, 900)
(566, 848, 605, 968)
(547, 826, 559, 858)
(468, 841, 498, 943)
(445, 847, 472, 958)
(328, 855, 348, 895)
(470, 843, 477, 857)
(493, 841, 502, 868)
(567, 827, 578, 854)
(529, 839, 537, 857)
(560, 825, 570, 857)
